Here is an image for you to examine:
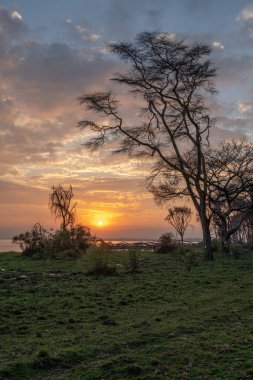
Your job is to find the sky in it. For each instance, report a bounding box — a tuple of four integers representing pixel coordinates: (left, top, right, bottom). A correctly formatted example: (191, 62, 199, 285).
(1, 0, 253, 240)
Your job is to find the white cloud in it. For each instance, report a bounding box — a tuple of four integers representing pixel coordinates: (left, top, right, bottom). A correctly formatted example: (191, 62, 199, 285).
(238, 101, 253, 113)
(212, 41, 224, 49)
(237, 6, 253, 22)
(76, 25, 100, 41)
(11, 10, 22, 21)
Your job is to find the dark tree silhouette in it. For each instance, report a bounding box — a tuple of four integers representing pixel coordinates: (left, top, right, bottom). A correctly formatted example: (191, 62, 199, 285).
(49, 185, 77, 230)
(206, 140, 253, 253)
(79, 31, 216, 260)
(165, 206, 192, 244)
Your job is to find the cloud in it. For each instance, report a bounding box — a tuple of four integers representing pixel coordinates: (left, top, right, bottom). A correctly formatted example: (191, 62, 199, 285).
(212, 41, 224, 49)
(214, 54, 253, 92)
(102, 0, 169, 39)
(76, 25, 100, 41)
(236, 5, 253, 40)
(0, 7, 26, 43)
(216, 114, 253, 136)
(11, 10, 22, 21)
(238, 101, 253, 113)
(64, 19, 101, 43)
(236, 6, 253, 22)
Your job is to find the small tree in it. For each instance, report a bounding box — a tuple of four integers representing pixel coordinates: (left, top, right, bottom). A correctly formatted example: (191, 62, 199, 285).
(165, 206, 192, 244)
(49, 185, 77, 230)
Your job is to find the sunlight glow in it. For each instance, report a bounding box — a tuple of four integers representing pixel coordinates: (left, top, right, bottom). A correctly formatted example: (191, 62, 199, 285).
(90, 213, 112, 228)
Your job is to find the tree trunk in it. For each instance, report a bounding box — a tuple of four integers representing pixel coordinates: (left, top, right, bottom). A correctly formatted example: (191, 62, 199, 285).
(221, 237, 230, 255)
(200, 216, 213, 261)
(249, 225, 253, 250)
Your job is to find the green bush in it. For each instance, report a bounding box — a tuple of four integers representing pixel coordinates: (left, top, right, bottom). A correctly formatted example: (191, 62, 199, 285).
(175, 245, 198, 270)
(50, 225, 93, 258)
(13, 223, 50, 258)
(86, 245, 116, 276)
(155, 233, 177, 254)
(125, 249, 141, 273)
(13, 224, 97, 259)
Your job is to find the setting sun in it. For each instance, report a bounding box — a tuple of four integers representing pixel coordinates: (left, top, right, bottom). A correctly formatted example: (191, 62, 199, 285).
(97, 220, 104, 226)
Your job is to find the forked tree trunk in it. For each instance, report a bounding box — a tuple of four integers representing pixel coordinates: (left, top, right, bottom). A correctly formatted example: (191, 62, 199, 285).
(192, 189, 213, 261)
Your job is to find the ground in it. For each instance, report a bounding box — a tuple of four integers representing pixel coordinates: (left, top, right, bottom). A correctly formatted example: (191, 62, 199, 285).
(1, 249, 253, 379)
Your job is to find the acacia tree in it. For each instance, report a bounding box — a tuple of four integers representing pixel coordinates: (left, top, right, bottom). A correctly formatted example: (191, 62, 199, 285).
(206, 141, 253, 253)
(49, 185, 77, 230)
(79, 31, 216, 260)
(165, 206, 192, 244)
(232, 208, 253, 249)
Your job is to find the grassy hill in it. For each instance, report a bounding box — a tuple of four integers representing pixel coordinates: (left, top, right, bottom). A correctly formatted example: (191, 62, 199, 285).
(1, 249, 253, 379)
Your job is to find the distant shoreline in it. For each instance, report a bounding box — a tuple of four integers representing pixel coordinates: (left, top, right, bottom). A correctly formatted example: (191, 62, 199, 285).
(0, 238, 202, 253)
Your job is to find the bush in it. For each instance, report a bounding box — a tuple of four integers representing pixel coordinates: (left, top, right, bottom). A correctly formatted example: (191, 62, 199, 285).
(126, 249, 141, 273)
(155, 233, 177, 254)
(50, 225, 93, 258)
(13, 224, 98, 259)
(174, 245, 198, 269)
(230, 243, 241, 259)
(13, 223, 50, 258)
(86, 245, 117, 276)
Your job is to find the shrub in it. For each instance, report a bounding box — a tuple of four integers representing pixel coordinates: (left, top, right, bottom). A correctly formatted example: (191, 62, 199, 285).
(174, 245, 198, 269)
(13, 224, 98, 259)
(155, 233, 177, 254)
(126, 249, 141, 273)
(13, 223, 50, 258)
(50, 225, 93, 258)
(230, 243, 241, 259)
(86, 245, 116, 276)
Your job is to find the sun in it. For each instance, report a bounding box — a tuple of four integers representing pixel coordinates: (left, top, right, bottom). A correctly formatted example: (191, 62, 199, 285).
(97, 220, 104, 226)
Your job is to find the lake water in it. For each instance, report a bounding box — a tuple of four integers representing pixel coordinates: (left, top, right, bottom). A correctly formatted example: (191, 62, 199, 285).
(0, 239, 21, 252)
(0, 238, 201, 253)
(0, 239, 157, 253)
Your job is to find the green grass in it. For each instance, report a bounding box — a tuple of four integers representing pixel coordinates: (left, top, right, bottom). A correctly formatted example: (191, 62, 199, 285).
(1, 249, 253, 379)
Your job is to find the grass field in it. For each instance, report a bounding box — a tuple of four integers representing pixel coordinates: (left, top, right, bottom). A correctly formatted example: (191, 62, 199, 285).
(1, 249, 253, 379)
